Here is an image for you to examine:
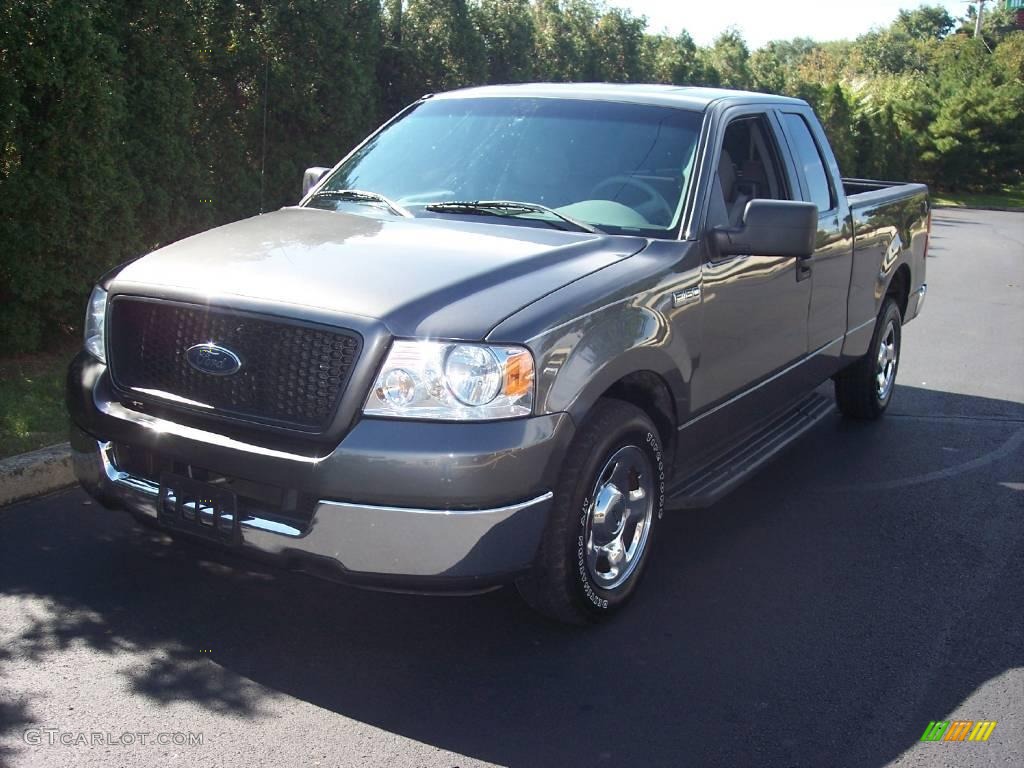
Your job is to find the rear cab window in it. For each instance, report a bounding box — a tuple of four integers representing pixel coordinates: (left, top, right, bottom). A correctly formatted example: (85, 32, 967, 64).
(780, 113, 836, 214)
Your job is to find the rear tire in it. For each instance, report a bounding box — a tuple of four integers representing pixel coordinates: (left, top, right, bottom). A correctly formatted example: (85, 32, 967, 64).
(517, 399, 666, 624)
(835, 297, 902, 420)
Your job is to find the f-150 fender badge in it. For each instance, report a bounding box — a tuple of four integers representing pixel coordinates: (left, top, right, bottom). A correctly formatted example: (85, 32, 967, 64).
(186, 343, 243, 376)
(673, 285, 702, 308)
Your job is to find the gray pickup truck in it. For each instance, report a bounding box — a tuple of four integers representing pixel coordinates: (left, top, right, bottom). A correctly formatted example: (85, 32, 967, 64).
(68, 84, 929, 623)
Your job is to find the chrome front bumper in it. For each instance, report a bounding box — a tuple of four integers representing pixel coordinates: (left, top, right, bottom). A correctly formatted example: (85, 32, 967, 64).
(72, 434, 553, 590)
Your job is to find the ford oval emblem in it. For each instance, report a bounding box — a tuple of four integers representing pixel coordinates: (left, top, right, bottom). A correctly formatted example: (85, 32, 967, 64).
(185, 343, 242, 376)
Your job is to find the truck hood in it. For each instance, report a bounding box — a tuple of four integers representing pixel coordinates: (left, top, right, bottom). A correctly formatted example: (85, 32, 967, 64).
(112, 207, 647, 339)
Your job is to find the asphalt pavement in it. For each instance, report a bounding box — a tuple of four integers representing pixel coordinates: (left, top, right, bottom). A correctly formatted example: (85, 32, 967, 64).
(1, 208, 1022, 768)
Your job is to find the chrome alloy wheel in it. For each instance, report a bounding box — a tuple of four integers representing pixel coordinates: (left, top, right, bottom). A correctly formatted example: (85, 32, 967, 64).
(876, 319, 898, 401)
(583, 445, 655, 591)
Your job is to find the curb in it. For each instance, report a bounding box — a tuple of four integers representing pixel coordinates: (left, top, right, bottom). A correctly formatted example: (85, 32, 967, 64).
(0, 443, 75, 507)
(933, 204, 1024, 213)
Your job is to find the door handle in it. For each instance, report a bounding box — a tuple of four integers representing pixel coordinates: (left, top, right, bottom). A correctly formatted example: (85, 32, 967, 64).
(796, 252, 813, 282)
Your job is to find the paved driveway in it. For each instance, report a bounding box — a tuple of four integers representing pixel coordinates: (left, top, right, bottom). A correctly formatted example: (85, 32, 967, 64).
(1, 209, 1022, 767)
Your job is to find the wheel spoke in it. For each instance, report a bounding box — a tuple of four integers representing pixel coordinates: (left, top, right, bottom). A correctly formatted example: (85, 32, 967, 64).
(624, 517, 646, 555)
(608, 461, 634, 496)
(604, 536, 626, 573)
(591, 482, 623, 532)
(874, 320, 899, 400)
(586, 538, 605, 578)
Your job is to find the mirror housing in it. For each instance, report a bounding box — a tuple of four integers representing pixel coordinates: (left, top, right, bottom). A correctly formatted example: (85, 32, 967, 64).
(302, 166, 331, 197)
(713, 199, 818, 258)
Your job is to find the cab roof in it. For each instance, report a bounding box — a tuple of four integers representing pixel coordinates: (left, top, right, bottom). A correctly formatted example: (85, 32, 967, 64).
(432, 82, 808, 112)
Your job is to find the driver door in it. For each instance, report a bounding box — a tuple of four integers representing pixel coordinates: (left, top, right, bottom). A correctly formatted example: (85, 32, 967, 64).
(689, 109, 812, 424)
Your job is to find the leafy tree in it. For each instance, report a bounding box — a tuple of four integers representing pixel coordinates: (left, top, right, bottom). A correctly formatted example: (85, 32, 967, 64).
(893, 6, 955, 40)
(993, 30, 1024, 82)
(591, 7, 647, 82)
(958, 4, 1018, 45)
(750, 45, 787, 93)
(794, 43, 854, 84)
(642, 31, 703, 85)
(478, 0, 536, 82)
(403, 0, 486, 93)
(531, 0, 597, 81)
(857, 28, 932, 75)
(705, 28, 752, 89)
(818, 83, 856, 174)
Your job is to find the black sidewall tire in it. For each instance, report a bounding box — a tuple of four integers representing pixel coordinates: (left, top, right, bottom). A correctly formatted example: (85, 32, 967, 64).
(866, 299, 903, 415)
(836, 298, 903, 420)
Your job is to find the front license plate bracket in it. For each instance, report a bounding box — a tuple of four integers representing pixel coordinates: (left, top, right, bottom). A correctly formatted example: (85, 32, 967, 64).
(158, 473, 240, 544)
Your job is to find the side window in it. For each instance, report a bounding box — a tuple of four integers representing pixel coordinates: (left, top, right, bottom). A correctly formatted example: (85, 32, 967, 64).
(782, 113, 835, 214)
(709, 114, 789, 229)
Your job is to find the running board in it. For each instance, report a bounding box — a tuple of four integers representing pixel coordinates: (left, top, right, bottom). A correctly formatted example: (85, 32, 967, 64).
(668, 392, 835, 508)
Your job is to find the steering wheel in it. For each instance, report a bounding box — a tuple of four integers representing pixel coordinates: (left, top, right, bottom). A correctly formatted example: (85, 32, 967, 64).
(589, 175, 674, 224)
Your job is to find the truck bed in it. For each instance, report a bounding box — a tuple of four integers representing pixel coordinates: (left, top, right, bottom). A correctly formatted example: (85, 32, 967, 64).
(842, 177, 929, 354)
(843, 178, 929, 209)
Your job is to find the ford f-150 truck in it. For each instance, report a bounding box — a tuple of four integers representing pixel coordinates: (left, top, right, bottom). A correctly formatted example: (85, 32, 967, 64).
(68, 84, 929, 623)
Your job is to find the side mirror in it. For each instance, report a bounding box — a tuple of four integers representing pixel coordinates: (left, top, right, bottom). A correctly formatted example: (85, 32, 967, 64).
(302, 166, 331, 197)
(713, 199, 818, 258)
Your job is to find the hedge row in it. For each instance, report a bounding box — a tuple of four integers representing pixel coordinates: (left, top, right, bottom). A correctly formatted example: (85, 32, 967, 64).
(1, 1, 1021, 352)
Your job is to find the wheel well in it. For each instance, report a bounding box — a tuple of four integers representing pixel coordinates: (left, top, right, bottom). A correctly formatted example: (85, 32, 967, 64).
(600, 371, 677, 457)
(887, 264, 911, 321)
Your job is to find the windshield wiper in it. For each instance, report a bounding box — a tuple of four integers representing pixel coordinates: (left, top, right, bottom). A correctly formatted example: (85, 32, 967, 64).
(312, 189, 413, 218)
(424, 200, 601, 234)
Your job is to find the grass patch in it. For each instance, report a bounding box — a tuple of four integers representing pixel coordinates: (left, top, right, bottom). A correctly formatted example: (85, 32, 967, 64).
(933, 180, 1024, 210)
(0, 345, 76, 459)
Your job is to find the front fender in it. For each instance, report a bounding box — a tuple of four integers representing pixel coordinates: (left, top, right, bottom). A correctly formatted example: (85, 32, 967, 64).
(534, 303, 685, 425)
(487, 239, 701, 432)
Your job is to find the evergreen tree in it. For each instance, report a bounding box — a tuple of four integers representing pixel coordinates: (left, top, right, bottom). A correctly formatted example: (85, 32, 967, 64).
(819, 84, 856, 175)
(641, 31, 703, 85)
(403, 0, 486, 93)
(0, 0, 139, 351)
(1, 0, 1021, 354)
(478, 0, 535, 83)
(591, 7, 646, 82)
(705, 29, 752, 89)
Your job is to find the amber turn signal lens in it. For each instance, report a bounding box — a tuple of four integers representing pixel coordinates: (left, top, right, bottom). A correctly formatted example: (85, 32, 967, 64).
(503, 349, 534, 398)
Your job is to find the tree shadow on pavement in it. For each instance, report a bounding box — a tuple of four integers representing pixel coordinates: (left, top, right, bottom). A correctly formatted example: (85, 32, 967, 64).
(1, 385, 1021, 767)
(0, 701, 32, 768)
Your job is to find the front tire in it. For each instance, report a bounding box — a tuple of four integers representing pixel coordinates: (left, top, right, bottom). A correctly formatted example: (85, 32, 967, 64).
(835, 297, 902, 420)
(517, 399, 666, 624)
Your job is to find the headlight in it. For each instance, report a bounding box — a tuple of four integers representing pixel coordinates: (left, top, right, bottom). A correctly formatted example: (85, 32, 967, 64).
(84, 286, 108, 363)
(364, 340, 534, 420)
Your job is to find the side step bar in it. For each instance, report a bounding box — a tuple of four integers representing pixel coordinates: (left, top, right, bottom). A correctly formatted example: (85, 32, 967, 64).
(668, 392, 835, 508)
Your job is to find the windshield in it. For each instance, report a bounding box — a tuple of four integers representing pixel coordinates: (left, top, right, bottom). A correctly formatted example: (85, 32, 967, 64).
(306, 97, 704, 237)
